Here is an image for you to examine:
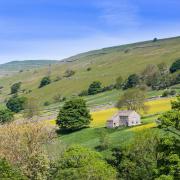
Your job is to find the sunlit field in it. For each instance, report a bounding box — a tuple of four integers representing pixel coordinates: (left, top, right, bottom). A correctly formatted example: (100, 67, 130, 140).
(90, 97, 174, 127)
(46, 97, 175, 128)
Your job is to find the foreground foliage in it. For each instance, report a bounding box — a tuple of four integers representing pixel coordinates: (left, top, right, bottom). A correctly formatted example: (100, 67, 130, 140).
(52, 145, 117, 180)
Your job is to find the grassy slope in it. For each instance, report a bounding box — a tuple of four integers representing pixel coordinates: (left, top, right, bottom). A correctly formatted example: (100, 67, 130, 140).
(0, 37, 180, 105)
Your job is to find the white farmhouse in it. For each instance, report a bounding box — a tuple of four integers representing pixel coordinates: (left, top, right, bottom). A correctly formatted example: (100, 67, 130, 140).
(106, 110, 141, 128)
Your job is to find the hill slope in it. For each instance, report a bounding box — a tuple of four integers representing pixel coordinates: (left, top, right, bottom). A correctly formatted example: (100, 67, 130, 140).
(0, 60, 59, 74)
(0, 36, 180, 105)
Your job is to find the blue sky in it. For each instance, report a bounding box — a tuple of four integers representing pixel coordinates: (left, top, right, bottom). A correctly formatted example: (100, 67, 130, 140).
(0, 0, 180, 63)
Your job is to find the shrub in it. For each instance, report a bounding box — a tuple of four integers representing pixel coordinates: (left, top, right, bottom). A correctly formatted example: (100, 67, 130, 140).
(170, 59, 180, 73)
(0, 109, 14, 124)
(44, 101, 50, 106)
(87, 67, 92, 71)
(64, 69, 75, 78)
(11, 82, 21, 94)
(39, 76, 51, 88)
(88, 81, 102, 95)
(0, 158, 25, 179)
(57, 98, 92, 131)
(78, 90, 89, 97)
(6, 96, 27, 113)
(162, 90, 170, 97)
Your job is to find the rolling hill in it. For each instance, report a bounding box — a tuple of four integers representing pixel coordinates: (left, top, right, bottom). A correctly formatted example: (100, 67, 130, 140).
(0, 60, 59, 75)
(0, 36, 180, 106)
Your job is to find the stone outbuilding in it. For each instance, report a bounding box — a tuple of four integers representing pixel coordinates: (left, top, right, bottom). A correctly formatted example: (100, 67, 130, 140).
(106, 110, 141, 128)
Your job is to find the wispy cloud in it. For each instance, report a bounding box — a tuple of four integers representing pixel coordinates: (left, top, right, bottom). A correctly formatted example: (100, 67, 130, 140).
(96, 0, 140, 27)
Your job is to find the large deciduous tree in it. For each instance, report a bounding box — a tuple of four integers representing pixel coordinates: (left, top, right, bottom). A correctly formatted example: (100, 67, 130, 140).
(116, 88, 147, 112)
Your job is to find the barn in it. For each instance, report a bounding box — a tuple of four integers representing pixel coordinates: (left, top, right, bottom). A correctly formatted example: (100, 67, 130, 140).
(106, 110, 141, 128)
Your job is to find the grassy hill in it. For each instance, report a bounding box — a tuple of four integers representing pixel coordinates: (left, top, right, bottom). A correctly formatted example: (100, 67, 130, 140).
(0, 36, 180, 105)
(0, 60, 58, 74)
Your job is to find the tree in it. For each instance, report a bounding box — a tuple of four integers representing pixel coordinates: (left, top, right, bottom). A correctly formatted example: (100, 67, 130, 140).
(170, 59, 180, 73)
(0, 158, 26, 180)
(56, 98, 92, 131)
(109, 130, 160, 180)
(23, 97, 40, 120)
(158, 96, 180, 130)
(11, 82, 21, 94)
(6, 96, 27, 113)
(52, 145, 116, 180)
(88, 81, 102, 95)
(0, 121, 55, 179)
(123, 74, 140, 89)
(115, 75, 123, 89)
(0, 109, 14, 124)
(116, 88, 147, 112)
(39, 76, 51, 88)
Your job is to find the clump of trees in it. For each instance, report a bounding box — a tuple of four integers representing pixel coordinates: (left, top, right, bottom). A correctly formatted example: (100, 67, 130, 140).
(6, 96, 27, 113)
(88, 81, 102, 95)
(11, 82, 21, 94)
(56, 98, 92, 131)
(39, 76, 51, 88)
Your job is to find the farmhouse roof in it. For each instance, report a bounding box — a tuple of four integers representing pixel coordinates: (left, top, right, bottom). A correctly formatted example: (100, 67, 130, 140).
(118, 110, 135, 116)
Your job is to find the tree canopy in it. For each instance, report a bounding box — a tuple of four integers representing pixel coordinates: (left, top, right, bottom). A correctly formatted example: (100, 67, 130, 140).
(0, 109, 14, 124)
(88, 81, 102, 95)
(53, 145, 116, 180)
(56, 98, 92, 131)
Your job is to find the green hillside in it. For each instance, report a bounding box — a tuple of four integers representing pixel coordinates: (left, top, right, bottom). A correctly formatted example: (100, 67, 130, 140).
(0, 60, 58, 73)
(0, 36, 180, 105)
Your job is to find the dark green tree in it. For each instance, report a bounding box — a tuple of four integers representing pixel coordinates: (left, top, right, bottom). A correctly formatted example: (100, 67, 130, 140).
(39, 76, 51, 88)
(52, 145, 116, 180)
(56, 98, 92, 131)
(170, 59, 180, 73)
(6, 96, 27, 113)
(11, 82, 21, 94)
(123, 74, 140, 89)
(0, 109, 14, 124)
(0, 158, 26, 180)
(88, 81, 102, 95)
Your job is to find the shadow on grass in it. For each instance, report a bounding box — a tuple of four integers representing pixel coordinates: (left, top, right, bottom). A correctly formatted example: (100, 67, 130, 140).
(56, 126, 90, 135)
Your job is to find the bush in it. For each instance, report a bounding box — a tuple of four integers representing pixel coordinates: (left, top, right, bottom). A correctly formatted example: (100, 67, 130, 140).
(44, 101, 50, 106)
(78, 90, 89, 97)
(64, 69, 75, 78)
(170, 59, 180, 73)
(11, 82, 21, 94)
(56, 98, 92, 131)
(0, 158, 25, 179)
(162, 90, 170, 97)
(6, 96, 27, 113)
(0, 109, 14, 124)
(102, 84, 115, 92)
(39, 76, 51, 88)
(88, 81, 102, 95)
(169, 90, 176, 96)
(87, 67, 92, 71)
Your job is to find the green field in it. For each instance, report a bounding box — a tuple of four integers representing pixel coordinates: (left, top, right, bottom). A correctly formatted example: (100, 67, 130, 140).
(0, 36, 180, 106)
